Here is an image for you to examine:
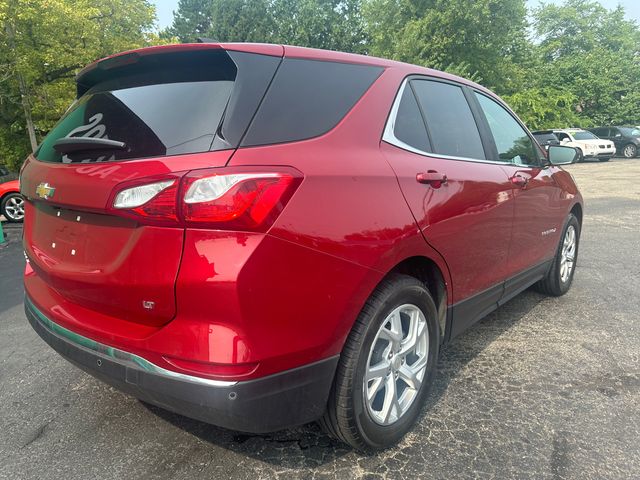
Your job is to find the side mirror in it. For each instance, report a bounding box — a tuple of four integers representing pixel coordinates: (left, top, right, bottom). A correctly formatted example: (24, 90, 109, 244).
(548, 145, 578, 165)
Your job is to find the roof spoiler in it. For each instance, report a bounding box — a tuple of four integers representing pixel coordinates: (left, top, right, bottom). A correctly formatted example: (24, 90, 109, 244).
(75, 43, 284, 97)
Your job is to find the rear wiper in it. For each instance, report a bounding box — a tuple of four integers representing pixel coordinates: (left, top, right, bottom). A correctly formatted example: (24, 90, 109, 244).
(53, 137, 127, 154)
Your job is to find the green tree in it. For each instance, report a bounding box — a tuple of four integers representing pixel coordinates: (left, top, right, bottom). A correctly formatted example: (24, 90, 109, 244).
(362, 0, 531, 94)
(0, 0, 158, 171)
(270, 0, 367, 53)
(207, 0, 274, 43)
(502, 87, 584, 130)
(161, 0, 214, 42)
(532, 0, 640, 125)
(165, 0, 368, 53)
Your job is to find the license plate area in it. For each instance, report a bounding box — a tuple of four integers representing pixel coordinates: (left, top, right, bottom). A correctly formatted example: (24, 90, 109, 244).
(30, 202, 136, 268)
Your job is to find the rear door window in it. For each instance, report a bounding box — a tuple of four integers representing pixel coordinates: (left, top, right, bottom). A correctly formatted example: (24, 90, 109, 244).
(36, 52, 237, 164)
(474, 93, 539, 166)
(241, 59, 383, 146)
(411, 80, 486, 160)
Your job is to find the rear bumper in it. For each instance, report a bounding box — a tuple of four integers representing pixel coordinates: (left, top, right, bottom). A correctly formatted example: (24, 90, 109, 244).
(25, 297, 338, 433)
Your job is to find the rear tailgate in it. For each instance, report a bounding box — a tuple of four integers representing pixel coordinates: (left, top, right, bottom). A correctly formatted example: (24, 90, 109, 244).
(21, 45, 282, 327)
(21, 153, 233, 326)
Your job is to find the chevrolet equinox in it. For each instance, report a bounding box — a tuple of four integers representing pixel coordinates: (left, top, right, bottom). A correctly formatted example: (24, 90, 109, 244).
(21, 43, 583, 450)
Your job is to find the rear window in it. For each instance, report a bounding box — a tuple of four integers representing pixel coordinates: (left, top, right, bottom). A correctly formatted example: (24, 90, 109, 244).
(36, 51, 237, 164)
(241, 58, 383, 147)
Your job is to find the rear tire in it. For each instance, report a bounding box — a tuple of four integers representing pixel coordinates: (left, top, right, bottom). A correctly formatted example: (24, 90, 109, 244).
(536, 213, 580, 296)
(319, 274, 439, 451)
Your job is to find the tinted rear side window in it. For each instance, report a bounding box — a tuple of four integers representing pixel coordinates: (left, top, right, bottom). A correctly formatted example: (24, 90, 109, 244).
(36, 51, 237, 163)
(241, 58, 383, 147)
(411, 80, 485, 159)
(391, 85, 430, 152)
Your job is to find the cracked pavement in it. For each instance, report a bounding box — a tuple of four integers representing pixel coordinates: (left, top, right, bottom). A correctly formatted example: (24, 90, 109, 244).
(1, 158, 639, 479)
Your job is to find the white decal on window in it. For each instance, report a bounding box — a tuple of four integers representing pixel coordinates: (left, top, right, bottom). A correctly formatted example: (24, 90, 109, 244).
(62, 113, 115, 164)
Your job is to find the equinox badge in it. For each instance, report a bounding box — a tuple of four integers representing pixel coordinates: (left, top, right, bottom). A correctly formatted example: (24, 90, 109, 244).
(36, 182, 56, 200)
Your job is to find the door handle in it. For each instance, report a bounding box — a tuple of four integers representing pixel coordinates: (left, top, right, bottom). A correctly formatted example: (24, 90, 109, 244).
(416, 171, 447, 188)
(510, 174, 528, 187)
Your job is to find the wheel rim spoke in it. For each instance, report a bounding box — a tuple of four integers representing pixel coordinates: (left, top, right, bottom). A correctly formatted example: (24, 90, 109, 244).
(560, 225, 577, 282)
(398, 360, 424, 390)
(381, 374, 398, 424)
(378, 312, 403, 347)
(366, 360, 389, 382)
(367, 376, 385, 402)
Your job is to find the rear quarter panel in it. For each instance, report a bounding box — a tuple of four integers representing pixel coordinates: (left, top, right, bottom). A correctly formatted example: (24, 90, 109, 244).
(221, 67, 452, 367)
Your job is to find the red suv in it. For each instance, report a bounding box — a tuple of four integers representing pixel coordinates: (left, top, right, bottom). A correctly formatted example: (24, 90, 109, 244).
(21, 43, 582, 450)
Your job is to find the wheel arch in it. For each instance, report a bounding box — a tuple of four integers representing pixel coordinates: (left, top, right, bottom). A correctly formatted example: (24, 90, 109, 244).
(387, 256, 449, 342)
(0, 189, 21, 202)
(570, 202, 583, 226)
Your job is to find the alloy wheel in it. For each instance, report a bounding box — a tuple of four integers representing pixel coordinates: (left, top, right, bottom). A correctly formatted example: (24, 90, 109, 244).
(560, 225, 576, 283)
(4, 195, 24, 221)
(623, 144, 637, 158)
(364, 304, 429, 425)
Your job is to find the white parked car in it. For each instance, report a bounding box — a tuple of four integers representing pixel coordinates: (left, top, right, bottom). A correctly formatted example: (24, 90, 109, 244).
(553, 129, 615, 162)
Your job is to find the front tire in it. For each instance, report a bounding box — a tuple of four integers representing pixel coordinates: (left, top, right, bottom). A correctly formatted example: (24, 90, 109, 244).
(1, 193, 25, 222)
(622, 143, 637, 158)
(536, 213, 580, 296)
(574, 148, 584, 163)
(320, 274, 439, 450)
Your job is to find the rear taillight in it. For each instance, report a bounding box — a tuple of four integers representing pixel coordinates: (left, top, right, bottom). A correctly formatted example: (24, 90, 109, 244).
(114, 179, 175, 208)
(181, 170, 300, 230)
(108, 167, 302, 231)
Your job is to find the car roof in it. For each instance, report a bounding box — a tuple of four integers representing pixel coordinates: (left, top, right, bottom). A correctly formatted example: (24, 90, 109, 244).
(77, 42, 496, 99)
(553, 128, 586, 133)
(532, 130, 555, 134)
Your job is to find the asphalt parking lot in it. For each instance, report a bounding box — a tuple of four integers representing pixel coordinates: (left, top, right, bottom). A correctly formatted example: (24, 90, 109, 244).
(1, 158, 639, 479)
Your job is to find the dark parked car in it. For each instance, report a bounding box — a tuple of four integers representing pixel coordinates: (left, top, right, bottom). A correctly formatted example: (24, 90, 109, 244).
(532, 130, 561, 150)
(588, 126, 640, 158)
(21, 43, 583, 450)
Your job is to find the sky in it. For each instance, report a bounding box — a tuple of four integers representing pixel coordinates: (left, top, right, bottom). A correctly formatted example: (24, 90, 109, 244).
(527, 0, 640, 21)
(151, 0, 179, 30)
(149, 0, 640, 31)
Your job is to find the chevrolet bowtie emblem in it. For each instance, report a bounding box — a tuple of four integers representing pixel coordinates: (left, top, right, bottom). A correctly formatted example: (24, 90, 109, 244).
(36, 182, 56, 200)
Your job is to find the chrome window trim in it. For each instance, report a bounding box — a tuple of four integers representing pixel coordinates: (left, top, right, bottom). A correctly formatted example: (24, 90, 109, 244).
(26, 297, 238, 388)
(382, 77, 522, 167)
